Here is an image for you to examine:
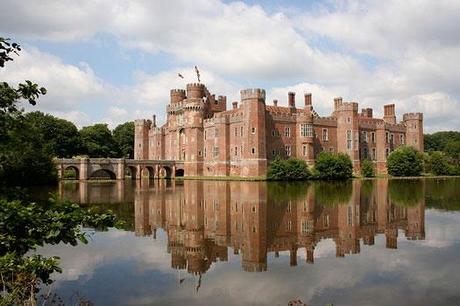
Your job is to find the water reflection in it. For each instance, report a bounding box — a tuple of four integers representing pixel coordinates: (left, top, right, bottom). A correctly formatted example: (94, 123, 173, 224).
(59, 179, 425, 276)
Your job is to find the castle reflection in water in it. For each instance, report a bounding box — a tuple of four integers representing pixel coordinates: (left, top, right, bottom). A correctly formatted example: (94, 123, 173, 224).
(59, 179, 425, 275)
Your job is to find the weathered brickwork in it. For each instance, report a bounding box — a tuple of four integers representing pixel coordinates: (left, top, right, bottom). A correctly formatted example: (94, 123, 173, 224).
(134, 83, 423, 177)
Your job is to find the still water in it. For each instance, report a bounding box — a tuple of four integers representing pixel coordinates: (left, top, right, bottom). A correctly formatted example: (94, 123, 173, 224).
(36, 178, 460, 306)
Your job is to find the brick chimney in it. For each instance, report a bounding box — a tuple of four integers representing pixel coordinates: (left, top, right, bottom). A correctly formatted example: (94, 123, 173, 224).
(304, 93, 312, 107)
(152, 115, 156, 127)
(232, 101, 238, 109)
(288, 92, 295, 108)
(273, 99, 278, 106)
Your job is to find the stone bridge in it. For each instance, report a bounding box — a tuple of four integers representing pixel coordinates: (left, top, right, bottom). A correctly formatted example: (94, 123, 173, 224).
(56, 158, 184, 180)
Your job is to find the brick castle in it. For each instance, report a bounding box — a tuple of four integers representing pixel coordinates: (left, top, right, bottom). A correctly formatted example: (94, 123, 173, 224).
(134, 83, 423, 177)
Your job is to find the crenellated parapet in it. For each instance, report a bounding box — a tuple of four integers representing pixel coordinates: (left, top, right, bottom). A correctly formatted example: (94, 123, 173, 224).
(186, 83, 206, 99)
(170, 89, 186, 103)
(240, 88, 266, 101)
(135, 119, 152, 127)
(336, 102, 359, 112)
(403, 112, 423, 121)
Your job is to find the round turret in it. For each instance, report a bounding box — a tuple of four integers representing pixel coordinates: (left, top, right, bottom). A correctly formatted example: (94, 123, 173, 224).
(186, 83, 205, 99)
(170, 89, 186, 104)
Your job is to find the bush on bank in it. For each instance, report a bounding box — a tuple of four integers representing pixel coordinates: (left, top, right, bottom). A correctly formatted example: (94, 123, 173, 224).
(314, 152, 353, 180)
(360, 159, 375, 177)
(387, 146, 424, 177)
(267, 157, 310, 180)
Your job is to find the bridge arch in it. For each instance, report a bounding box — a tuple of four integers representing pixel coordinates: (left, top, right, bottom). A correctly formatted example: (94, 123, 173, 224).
(175, 168, 184, 177)
(142, 166, 155, 179)
(90, 169, 117, 180)
(64, 165, 79, 180)
(159, 166, 172, 179)
(126, 166, 137, 180)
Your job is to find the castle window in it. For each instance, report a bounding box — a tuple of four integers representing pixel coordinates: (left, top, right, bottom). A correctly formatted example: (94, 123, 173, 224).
(272, 150, 276, 156)
(346, 130, 352, 150)
(329, 147, 334, 152)
(241, 126, 243, 136)
(234, 127, 238, 137)
(251, 127, 256, 134)
(204, 148, 207, 158)
(285, 145, 291, 156)
(213, 146, 219, 157)
(386, 148, 390, 157)
(301, 124, 314, 137)
(386, 132, 389, 143)
(251, 147, 256, 154)
(302, 145, 307, 156)
(347, 117, 351, 123)
(322, 128, 329, 141)
(272, 130, 276, 136)
(363, 131, 368, 143)
(199, 151, 202, 157)
(390, 133, 394, 144)
(234, 146, 238, 156)
(372, 148, 376, 160)
(286, 221, 292, 232)
(400, 134, 405, 144)
(204, 130, 207, 140)
(285, 127, 291, 137)
(363, 148, 368, 159)
(371, 132, 376, 143)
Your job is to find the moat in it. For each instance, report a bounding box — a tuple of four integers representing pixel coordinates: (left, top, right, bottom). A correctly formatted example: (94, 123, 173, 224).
(34, 178, 460, 306)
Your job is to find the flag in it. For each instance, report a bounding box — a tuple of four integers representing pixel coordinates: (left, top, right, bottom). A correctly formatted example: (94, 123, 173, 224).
(195, 65, 200, 83)
(178, 73, 184, 79)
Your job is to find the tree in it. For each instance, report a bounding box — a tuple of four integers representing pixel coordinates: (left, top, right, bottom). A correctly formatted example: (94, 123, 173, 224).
(361, 159, 375, 177)
(387, 146, 424, 177)
(80, 123, 119, 157)
(113, 121, 134, 158)
(427, 151, 454, 175)
(314, 152, 353, 180)
(25, 111, 82, 158)
(267, 157, 310, 180)
(0, 37, 54, 186)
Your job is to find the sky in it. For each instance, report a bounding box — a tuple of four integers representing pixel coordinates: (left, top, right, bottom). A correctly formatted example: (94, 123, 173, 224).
(1, 0, 459, 132)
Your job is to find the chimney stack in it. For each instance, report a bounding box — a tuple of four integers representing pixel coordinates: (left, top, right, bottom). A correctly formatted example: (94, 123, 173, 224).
(152, 115, 156, 127)
(288, 92, 295, 108)
(304, 93, 312, 107)
(273, 99, 278, 107)
(232, 101, 238, 109)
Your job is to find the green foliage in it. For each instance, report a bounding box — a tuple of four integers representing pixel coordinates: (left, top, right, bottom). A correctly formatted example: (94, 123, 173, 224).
(361, 159, 375, 177)
(424, 131, 460, 152)
(444, 140, 460, 162)
(426, 151, 453, 175)
(425, 178, 460, 211)
(113, 121, 135, 158)
(314, 152, 353, 180)
(387, 146, 424, 177)
(267, 157, 311, 180)
(25, 111, 82, 158)
(0, 196, 120, 304)
(267, 181, 310, 202)
(80, 123, 120, 157)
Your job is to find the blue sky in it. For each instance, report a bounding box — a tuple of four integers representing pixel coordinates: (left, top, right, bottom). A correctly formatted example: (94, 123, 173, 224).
(1, 0, 459, 132)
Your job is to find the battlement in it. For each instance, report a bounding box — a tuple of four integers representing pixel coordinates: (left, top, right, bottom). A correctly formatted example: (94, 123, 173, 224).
(186, 83, 206, 99)
(240, 88, 266, 101)
(403, 113, 423, 121)
(170, 89, 186, 103)
(337, 102, 358, 112)
(134, 119, 152, 127)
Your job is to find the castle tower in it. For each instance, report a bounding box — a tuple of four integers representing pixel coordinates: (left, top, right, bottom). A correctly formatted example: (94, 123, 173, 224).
(403, 113, 424, 151)
(241, 89, 267, 177)
(134, 119, 151, 160)
(183, 83, 206, 176)
(335, 102, 360, 172)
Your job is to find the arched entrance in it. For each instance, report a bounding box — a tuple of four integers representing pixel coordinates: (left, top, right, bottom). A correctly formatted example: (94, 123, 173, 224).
(64, 166, 79, 180)
(90, 169, 117, 180)
(143, 166, 155, 179)
(175, 168, 184, 177)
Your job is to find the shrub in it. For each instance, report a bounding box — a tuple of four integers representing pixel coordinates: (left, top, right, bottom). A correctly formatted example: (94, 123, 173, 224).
(267, 157, 310, 180)
(361, 159, 375, 177)
(387, 146, 423, 177)
(314, 152, 353, 180)
(427, 151, 453, 175)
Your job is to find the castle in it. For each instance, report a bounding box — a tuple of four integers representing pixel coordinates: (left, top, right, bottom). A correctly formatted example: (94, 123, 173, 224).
(134, 83, 423, 177)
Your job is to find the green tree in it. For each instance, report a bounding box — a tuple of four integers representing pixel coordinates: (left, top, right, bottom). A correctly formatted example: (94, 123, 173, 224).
(361, 159, 375, 177)
(387, 146, 424, 177)
(113, 121, 134, 158)
(427, 151, 453, 175)
(25, 111, 82, 158)
(80, 123, 119, 157)
(314, 152, 353, 180)
(0, 37, 55, 186)
(267, 157, 310, 180)
(444, 140, 460, 162)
